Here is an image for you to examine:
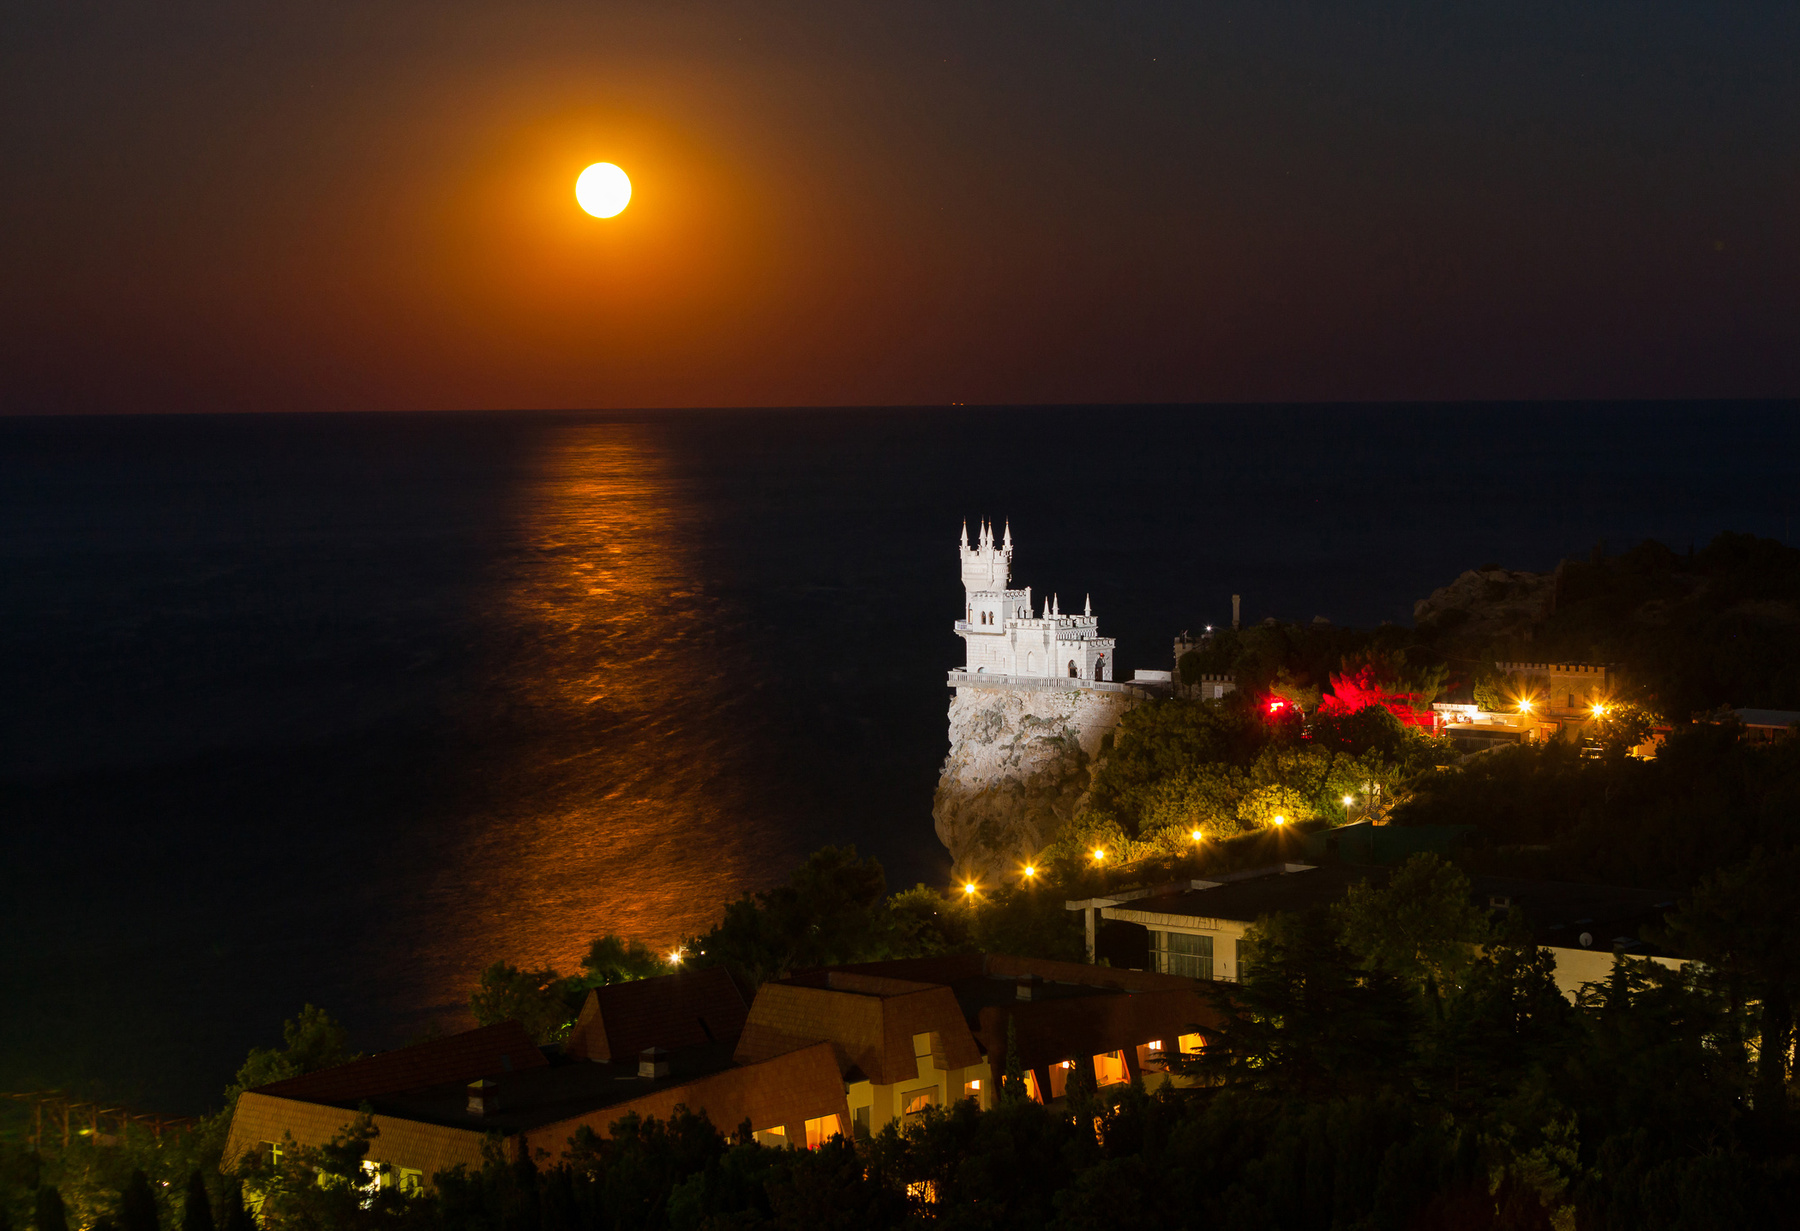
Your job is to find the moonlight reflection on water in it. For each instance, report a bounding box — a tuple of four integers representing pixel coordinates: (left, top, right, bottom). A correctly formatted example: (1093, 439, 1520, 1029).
(378, 420, 787, 1020)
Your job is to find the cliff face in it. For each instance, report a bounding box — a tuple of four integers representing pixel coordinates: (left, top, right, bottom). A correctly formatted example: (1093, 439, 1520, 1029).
(932, 684, 1138, 878)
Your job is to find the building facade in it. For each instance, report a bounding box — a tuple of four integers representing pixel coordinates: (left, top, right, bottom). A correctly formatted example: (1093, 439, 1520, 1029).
(956, 521, 1115, 682)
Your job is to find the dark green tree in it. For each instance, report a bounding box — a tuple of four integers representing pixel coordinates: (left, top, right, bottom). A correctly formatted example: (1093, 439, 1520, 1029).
(32, 1187, 67, 1231)
(227, 1005, 357, 1103)
(1663, 848, 1800, 1124)
(577, 934, 668, 987)
(118, 1171, 159, 1231)
(1189, 907, 1417, 1099)
(179, 1173, 213, 1231)
(1336, 853, 1490, 1013)
(468, 961, 577, 1044)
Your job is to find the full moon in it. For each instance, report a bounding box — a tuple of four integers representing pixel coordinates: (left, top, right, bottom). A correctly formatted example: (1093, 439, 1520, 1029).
(575, 163, 632, 218)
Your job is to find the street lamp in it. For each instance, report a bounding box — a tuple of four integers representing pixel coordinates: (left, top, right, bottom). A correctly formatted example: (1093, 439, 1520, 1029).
(1092, 848, 1106, 863)
(1272, 815, 1286, 827)
(1023, 865, 1036, 880)
(1191, 828, 1203, 843)
(1342, 795, 1354, 822)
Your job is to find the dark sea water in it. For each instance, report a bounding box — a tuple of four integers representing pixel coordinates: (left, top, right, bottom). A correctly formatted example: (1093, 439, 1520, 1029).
(2, 403, 1796, 1112)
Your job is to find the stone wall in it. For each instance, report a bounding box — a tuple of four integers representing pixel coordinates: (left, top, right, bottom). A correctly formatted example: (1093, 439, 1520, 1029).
(932, 680, 1141, 878)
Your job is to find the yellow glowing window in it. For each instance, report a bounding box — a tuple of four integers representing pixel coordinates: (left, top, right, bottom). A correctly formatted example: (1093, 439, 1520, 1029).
(1093, 1050, 1129, 1086)
(1178, 1032, 1205, 1056)
(1023, 1070, 1043, 1103)
(902, 1088, 939, 1116)
(804, 1114, 841, 1149)
(962, 1078, 982, 1101)
(906, 1180, 939, 1204)
(397, 1170, 423, 1196)
(263, 1141, 283, 1165)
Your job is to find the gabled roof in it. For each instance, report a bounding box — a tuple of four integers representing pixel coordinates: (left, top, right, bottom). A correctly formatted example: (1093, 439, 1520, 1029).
(736, 973, 982, 1084)
(564, 966, 750, 1064)
(255, 1021, 545, 1102)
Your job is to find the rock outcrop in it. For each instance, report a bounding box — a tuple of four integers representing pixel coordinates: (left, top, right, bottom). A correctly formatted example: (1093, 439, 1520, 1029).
(1413, 567, 1556, 644)
(932, 683, 1139, 878)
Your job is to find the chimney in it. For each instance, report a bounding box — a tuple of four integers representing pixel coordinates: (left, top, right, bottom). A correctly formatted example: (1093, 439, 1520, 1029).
(467, 1079, 500, 1117)
(1015, 975, 1044, 1002)
(1231, 594, 1241, 630)
(638, 1047, 671, 1080)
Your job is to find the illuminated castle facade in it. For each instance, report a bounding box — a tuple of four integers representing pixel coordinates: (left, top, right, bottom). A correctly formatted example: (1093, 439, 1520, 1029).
(954, 521, 1115, 682)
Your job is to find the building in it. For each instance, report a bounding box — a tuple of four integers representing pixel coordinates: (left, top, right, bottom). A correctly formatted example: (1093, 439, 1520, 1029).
(1069, 863, 1684, 999)
(1435, 661, 1646, 750)
(223, 956, 1220, 1193)
(223, 968, 848, 1193)
(955, 520, 1117, 684)
(765, 955, 1222, 1126)
(1727, 708, 1800, 743)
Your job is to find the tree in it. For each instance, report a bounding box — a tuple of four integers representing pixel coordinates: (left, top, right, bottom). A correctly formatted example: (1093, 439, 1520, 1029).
(886, 885, 971, 958)
(118, 1171, 159, 1231)
(999, 1016, 1030, 1104)
(1662, 848, 1800, 1123)
(469, 961, 577, 1044)
(32, 1187, 67, 1231)
(1336, 853, 1490, 1010)
(577, 934, 668, 986)
(1190, 907, 1417, 1099)
(179, 1173, 213, 1231)
(691, 846, 891, 983)
(227, 1005, 357, 1102)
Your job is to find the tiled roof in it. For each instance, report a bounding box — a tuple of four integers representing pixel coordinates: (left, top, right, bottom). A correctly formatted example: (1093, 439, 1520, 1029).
(255, 1021, 546, 1102)
(223, 1092, 490, 1181)
(525, 1041, 848, 1151)
(564, 967, 751, 1063)
(736, 980, 982, 1084)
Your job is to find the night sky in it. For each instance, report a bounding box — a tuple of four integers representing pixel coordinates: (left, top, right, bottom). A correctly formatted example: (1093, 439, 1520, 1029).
(5, 2, 1797, 413)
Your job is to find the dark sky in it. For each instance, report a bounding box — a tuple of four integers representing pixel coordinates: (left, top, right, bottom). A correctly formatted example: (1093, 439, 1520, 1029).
(4, 2, 1797, 412)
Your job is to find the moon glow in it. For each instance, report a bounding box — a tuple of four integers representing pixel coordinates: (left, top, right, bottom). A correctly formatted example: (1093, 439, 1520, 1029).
(575, 163, 632, 218)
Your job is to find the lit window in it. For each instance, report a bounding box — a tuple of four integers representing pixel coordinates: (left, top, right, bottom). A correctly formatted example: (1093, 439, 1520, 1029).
(1149, 931, 1214, 979)
(263, 1141, 283, 1166)
(1178, 1032, 1205, 1056)
(804, 1114, 842, 1149)
(962, 1079, 982, 1102)
(906, 1180, 939, 1204)
(397, 1170, 423, 1196)
(1023, 1070, 1043, 1103)
(902, 1088, 939, 1116)
(1093, 1051, 1129, 1086)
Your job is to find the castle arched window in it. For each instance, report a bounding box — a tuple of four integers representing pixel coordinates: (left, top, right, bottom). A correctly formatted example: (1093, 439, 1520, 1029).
(1068, 660, 1078, 677)
(1095, 654, 1105, 680)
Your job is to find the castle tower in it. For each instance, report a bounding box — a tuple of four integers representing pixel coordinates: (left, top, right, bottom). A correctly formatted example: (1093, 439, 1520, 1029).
(960, 519, 1012, 595)
(952, 522, 1113, 683)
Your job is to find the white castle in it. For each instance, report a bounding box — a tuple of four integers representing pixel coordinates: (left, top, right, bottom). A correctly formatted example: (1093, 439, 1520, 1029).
(953, 520, 1116, 682)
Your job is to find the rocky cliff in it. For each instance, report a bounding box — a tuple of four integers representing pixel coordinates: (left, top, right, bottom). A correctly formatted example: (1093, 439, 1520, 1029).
(932, 683, 1139, 878)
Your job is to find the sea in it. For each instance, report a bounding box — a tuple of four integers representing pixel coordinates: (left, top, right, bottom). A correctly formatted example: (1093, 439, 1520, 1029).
(2, 403, 1795, 1113)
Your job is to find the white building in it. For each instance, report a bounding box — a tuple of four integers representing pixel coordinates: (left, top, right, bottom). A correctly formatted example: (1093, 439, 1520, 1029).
(955, 521, 1116, 682)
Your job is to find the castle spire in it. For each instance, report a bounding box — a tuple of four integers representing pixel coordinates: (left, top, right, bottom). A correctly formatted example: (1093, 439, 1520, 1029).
(960, 520, 969, 549)
(1084, 593, 1091, 616)
(1002, 520, 1012, 550)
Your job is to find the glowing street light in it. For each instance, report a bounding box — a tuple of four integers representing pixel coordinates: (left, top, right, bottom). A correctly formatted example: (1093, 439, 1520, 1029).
(1592, 702, 1609, 718)
(1342, 795, 1354, 822)
(1191, 829, 1203, 842)
(1272, 815, 1286, 827)
(668, 950, 684, 965)
(1023, 865, 1036, 879)
(1092, 848, 1106, 862)
(963, 882, 978, 897)
(1518, 696, 1534, 713)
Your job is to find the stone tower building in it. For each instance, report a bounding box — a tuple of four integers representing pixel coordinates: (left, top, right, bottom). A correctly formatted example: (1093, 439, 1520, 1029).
(935, 522, 1159, 878)
(956, 520, 1115, 682)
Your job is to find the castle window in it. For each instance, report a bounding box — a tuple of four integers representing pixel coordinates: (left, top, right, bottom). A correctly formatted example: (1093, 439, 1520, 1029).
(1068, 660, 1078, 677)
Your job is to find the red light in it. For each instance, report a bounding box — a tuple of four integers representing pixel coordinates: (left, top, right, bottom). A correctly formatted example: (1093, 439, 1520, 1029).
(1267, 699, 1286, 714)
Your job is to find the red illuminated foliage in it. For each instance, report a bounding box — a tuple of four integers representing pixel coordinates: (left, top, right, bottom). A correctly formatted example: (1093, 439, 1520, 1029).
(1319, 663, 1435, 729)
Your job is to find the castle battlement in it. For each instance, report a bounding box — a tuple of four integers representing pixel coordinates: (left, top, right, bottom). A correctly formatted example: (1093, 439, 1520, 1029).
(953, 521, 1115, 683)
